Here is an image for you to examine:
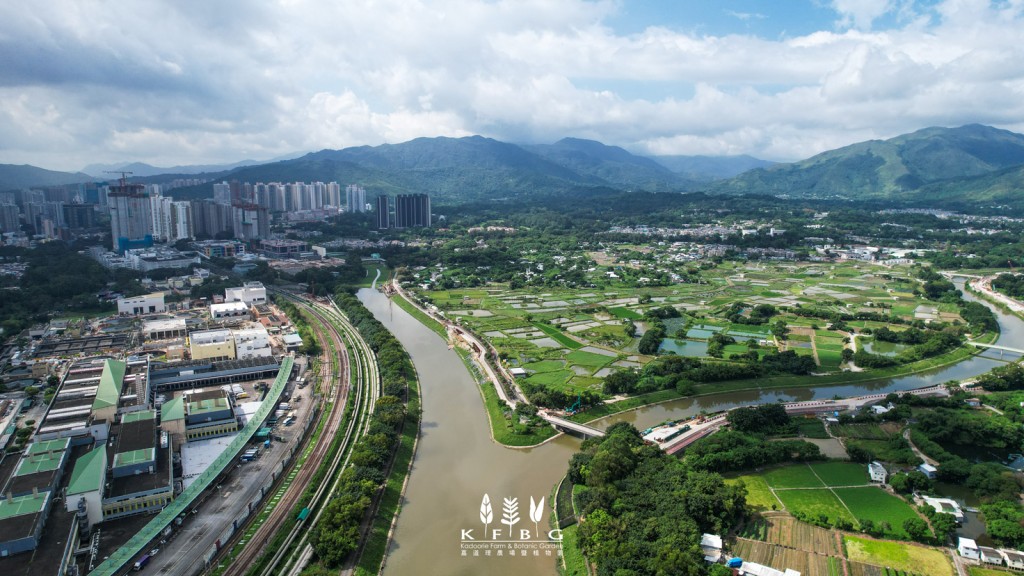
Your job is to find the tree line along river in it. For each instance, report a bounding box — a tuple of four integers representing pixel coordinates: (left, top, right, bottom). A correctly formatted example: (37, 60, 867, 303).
(361, 280, 1021, 576)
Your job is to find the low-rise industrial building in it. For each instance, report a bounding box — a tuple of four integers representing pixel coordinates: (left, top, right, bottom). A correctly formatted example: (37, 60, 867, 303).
(210, 301, 250, 320)
(143, 318, 188, 341)
(117, 293, 166, 316)
(189, 328, 235, 360)
(224, 281, 267, 306)
(183, 389, 238, 440)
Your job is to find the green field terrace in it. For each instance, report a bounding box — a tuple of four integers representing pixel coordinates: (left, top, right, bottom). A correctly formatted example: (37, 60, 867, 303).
(403, 260, 979, 405)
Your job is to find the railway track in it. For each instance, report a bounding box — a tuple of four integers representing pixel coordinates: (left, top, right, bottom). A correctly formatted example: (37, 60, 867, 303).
(218, 291, 379, 576)
(262, 295, 380, 576)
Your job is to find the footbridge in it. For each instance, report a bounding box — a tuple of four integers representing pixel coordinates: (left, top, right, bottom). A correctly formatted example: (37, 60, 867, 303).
(540, 412, 605, 438)
(969, 342, 1024, 355)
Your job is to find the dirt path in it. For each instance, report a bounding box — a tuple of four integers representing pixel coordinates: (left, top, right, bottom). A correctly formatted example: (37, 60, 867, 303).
(903, 428, 939, 466)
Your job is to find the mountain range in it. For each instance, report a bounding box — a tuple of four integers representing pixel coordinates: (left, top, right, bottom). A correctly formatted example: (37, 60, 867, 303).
(3, 124, 1024, 207)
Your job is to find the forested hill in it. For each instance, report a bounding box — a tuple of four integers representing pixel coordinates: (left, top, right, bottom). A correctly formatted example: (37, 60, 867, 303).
(707, 124, 1024, 206)
(169, 135, 709, 202)
(0, 164, 93, 191)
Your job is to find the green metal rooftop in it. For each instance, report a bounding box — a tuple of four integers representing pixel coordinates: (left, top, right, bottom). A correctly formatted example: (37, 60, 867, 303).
(122, 410, 155, 424)
(92, 359, 126, 411)
(67, 445, 107, 496)
(27, 438, 70, 455)
(187, 397, 229, 415)
(15, 450, 64, 476)
(161, 397, 184, 421)
(113, 448, 155, 469)
(0, 493, 48, 520)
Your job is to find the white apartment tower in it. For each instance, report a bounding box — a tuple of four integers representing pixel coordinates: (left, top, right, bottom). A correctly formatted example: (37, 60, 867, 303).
(346, 185, 366, 213)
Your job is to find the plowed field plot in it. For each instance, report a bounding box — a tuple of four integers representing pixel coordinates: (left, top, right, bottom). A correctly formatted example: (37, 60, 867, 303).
(731, 539, 840, 576)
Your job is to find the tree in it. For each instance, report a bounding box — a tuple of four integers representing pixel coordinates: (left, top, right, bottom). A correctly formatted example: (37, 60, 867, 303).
(902, 517, 930, 542)
(930, 512, 958, 542)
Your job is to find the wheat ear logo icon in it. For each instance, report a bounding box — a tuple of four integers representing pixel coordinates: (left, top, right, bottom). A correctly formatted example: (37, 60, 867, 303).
(502, 497, 520, 536)
(480, 494, 493, 538)
(530, 496, 545, 537)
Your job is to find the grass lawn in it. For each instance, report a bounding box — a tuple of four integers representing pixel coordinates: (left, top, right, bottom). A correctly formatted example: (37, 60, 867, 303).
(560, 524, 589, 576)
(844, 535, 953, 576)
(834, 487, 924, 538)
(809, 461, 869, 486)
(764, 465, 824, 489)
(725, 475, 781, 512)
(970, 568, 1012, 576)
(817, 349, 843, 369)
(775, 489, 855, 525)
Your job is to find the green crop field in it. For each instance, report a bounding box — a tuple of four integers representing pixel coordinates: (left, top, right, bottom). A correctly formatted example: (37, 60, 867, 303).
(829, 424, 893, 440)
(844, 536, 953, 576)
(608, 307, 641, 319)
(809, 461, 869, 486)
(834, 488, 924, 538)
(522, 359, 565, 373)
(565, 350, 615, 368)
(524, 370, 574, 387)
(765, 464, 825, 488)
(776, 489, 855, 525)
(533, 323, 583, 349)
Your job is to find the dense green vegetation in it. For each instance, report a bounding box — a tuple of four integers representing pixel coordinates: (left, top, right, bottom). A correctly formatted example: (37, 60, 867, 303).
(0, 242, 122, 335)
(309, 292, 417, 567)
(567, 423, 746, 575)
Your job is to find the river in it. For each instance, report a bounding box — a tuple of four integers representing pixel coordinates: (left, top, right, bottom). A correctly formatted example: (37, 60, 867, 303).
(364, 281, 1023, 576)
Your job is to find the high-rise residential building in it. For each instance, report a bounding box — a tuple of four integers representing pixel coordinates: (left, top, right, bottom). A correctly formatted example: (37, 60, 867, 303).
(62, 203, 97, 230)
(25, 201, 66, 233)
(109, 182, 153, 252)
(212, 182, 231, 205)
(346, 185, 366, 213)
(151, 195, 173, 242)
(394, 194, 430, 228)
(326, 182, 341, 207)
(0, 204, 20, 233)
(170, 201, 194, 241)
(191, 199, 233, 238)
(376, 195, 390, 229)
(231, 204, 270, 241)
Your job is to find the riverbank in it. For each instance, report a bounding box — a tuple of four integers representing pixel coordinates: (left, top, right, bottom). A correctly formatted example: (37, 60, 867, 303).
(566, 332, 995, 425)
(390, 291, 557, 447)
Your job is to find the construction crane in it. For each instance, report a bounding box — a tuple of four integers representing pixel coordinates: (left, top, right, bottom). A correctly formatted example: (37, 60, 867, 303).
(104, 170, 134, 190)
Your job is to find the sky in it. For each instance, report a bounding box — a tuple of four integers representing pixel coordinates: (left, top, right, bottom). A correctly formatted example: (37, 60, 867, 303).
(2, 0, 1024, 171)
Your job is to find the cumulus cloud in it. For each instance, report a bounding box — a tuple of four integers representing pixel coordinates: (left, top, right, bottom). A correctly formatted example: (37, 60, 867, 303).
(0, 0, 1023, 169)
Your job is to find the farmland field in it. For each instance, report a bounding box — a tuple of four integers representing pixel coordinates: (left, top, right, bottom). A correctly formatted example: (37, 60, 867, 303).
(731, 539, 840, 576)
(833, 488, 925, 538)
(741, 515, 841, 555)
(775, 489, 855, 525)
(764, 465, 825, 488)
(828, 424, 894, 440)
(809, 461, 869, 486)
(844, 536, 953, 576)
